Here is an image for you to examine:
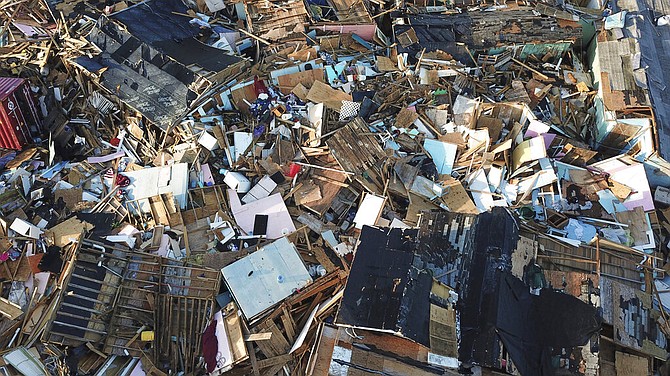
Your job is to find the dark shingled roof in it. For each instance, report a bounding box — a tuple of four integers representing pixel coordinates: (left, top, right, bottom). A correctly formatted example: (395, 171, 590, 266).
(81, 0, 242, 129)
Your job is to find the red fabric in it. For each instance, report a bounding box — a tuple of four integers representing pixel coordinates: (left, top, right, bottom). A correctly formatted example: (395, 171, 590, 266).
(202, 318, 219, 373)
(253, 76, 268, 96)
(115, 174, 130, 187)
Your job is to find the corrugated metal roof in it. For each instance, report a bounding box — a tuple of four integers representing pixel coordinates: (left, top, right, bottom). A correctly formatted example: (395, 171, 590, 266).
(0, 77, 25, 101)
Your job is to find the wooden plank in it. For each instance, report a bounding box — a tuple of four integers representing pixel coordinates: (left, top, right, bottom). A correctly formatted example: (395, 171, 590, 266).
(245, 332, 273, 341)
(149, 196, 170, 225)
(299, 291, 323, 328)
(253, 320, 290, 358)
(246, 337, 260, 376)
(311, 246, 337, 273)
(277, 69, 324, 94)
(0, 297, 23, 320)
(280, 307, 295, 341)
(257, 354, 292, 369)
(260, 362, 288, 376)
(86, 342, 108, 358)
(286, 270, 346, 306)
(309, 325, 338, 375)
(226, 312, 249, 364)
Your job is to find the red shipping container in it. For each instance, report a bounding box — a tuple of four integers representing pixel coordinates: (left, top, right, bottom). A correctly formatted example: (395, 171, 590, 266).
(0, 77, 41, 150)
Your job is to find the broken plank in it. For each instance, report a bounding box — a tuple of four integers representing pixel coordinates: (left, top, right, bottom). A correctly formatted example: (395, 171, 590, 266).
(257, 354, 293, 370)
(245, 332, 273, 341)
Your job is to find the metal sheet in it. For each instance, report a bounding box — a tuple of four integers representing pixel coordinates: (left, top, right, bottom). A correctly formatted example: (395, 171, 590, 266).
(221, 237, 312, 320)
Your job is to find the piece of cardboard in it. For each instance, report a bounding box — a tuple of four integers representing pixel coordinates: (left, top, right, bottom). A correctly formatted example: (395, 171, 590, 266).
(306, 81, 352, 111)
(44, 217, 94, 247)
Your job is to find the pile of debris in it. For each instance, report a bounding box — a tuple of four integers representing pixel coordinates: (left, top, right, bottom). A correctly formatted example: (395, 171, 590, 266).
(2, 0, 670, 374)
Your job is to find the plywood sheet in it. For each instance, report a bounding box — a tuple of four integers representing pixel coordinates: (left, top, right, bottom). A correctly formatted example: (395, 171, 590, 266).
(477, 115, 504, 142)
(0, 254, 31, 282)
(615, 351, 648, 376)
(395, 107, 419, 128)
(615, 206, 651, 247)
(55, 188, 83, 209)
(376, 56, 397, 72)
(294, 180, 322, 205)
(437, 177, 479, 214)
(44, 216, 94, 247)
(276, 68, 324, 94)
(306, 81, 352, 111)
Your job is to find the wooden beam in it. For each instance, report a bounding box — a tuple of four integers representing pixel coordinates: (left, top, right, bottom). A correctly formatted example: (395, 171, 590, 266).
(281, 307, 295, 342)
(0, 297, 23, 320)
(261, 363, 287, 376)
(86, 342, 108, 358)
(238, 28, 272, 46)
(298, 291, 323, 329)
(245, 332, 273, 341)
(257, 354, 292, 370)
(511, 58, 549, 80)
(247, 339, 260, 376)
